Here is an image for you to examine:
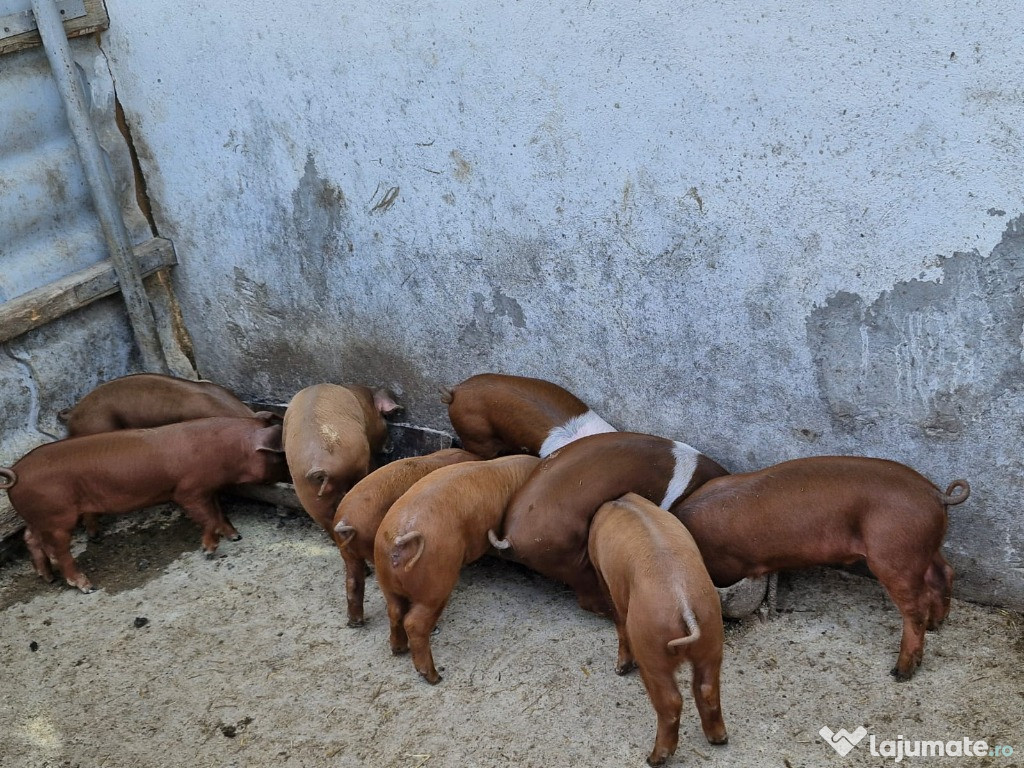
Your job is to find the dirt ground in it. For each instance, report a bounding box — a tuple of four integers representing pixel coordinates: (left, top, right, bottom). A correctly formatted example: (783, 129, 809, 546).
(1, 500, 1021, 768)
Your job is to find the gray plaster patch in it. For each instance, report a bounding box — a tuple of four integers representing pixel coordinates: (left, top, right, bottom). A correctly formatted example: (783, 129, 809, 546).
(808, 215, 1024, 437)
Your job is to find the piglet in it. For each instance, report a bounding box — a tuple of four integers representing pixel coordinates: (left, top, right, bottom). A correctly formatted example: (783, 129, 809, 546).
(60, 373, 268, 435)
(489, 431, 727, 614)
(283, 383, 401, 533)
(60, 373, 279, 538)
(332, 448, 482, 627)
(441, 373, 615, 458)
(590, 493, 728, 766)
(374, 454, 540, 683)
(673, 455, 970, 680)
(0, 416, 288, 592)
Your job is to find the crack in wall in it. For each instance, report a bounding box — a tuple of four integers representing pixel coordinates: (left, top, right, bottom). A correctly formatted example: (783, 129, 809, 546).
(2, 343, 59, 441)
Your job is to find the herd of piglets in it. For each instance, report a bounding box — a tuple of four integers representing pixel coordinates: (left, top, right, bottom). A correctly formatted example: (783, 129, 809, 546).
(0, 371, 970, 766)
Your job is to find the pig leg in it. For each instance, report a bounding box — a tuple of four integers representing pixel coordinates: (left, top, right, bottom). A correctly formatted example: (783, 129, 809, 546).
(82, 513, 102, 541)
(569, 568, 613, 617)
(404, 599, 449, 684)
(341, 550, 367, 628)
(383, 591, 410, 654)
(690, 654, 728, 745)
(23, 528, 54, 583)
(924, 554, 954, 630)
(40, 528, 94, 593)
(177, 496, 240, 555)
(636, 660, 683, 767)
(611, 612, 636, 675)
(870, 555, 930, 681)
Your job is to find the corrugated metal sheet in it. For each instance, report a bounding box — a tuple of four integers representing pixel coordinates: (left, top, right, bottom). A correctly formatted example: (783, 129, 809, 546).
(0, 31, 151, 304)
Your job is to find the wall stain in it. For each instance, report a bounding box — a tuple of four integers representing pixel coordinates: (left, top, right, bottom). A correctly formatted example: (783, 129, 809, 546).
(291, 153, 347, 303)
(808, 214, 1024, 437)
(450, 150, 471, 181)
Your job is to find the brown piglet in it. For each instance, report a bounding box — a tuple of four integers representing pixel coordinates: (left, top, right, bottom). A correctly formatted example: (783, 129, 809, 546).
(60, 373, 267, 435)
(441, 373, 615, 458)
(332, 448, 482, 627)
(374, 454, 540, 683)
(60, 373, 279, 538)
(589, 494, 728, 767)
(673, 456, 970, 680)
(0, 416, 288, 592)
(283, 383, 401, 533)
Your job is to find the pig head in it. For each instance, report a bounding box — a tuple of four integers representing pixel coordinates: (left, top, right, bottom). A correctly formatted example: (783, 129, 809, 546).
(489, 431, 728, 615)
(441, 373, 615, 458)
(283, 383, 401, 533)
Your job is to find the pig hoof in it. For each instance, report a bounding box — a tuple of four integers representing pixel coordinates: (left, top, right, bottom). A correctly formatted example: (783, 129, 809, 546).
(347, 618, 365, 628)
(391, 645, 409, 656)
(646, 753, 668, 767)
(889, 665, 914, 682)
(615, 660, 636, 676)
(420, 670, 442, 685)
(708, 733, 729, 746)
(229, 533, 242, 542)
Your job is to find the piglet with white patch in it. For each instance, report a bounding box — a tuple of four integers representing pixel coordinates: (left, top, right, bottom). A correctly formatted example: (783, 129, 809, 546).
(441, 373, 615, 458)
(489, 431, 727, 614)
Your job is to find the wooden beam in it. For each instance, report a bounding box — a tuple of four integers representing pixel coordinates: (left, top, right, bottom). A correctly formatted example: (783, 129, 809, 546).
(0, 0, 107, 57)
(0, 237, 176, 344)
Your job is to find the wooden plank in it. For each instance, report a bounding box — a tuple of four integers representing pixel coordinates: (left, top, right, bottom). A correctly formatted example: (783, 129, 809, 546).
(0, 237, 177, 344)
(0, 0, 107, 57)
(0, 505, 24, 543)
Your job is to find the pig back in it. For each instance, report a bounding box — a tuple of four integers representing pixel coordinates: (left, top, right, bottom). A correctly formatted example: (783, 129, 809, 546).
(333, 449, 481, 541)
(499, 433, 678, 569)
(283, 384, 371, 471)
(378, 454, 540, 565)
(590, 494, 722, 639)
(446, 373, 592, 455)
(64, 374, 255, 436)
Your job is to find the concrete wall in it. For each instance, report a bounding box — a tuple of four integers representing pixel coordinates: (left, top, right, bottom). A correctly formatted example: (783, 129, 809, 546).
(99, 2, 1024, 608)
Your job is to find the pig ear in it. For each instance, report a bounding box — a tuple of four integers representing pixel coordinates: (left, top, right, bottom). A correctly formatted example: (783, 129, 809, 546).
(254, 424, 285, 454)
(253, 410, 283, 425)
(374, 389, 404, 418)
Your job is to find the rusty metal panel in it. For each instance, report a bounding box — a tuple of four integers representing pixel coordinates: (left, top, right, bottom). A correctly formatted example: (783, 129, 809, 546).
(0, 36, 152, 305)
